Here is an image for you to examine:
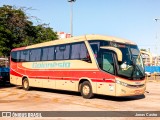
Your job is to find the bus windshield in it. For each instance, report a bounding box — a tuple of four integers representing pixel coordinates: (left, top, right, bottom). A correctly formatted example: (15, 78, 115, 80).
(116, 45, 144, 79)
(96, 42, 145, 80)
(112, 42, 145, 79)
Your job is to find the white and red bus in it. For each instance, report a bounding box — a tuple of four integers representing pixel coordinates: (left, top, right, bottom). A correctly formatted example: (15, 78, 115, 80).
(10, 34, 145, 98)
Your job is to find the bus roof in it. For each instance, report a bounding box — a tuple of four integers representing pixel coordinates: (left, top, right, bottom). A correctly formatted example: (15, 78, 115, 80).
(11, 34, 136, 51)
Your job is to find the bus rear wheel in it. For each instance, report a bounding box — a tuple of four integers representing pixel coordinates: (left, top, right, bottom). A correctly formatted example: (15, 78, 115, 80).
(22, 78, 30, 91)
(80, 81, 93, 99)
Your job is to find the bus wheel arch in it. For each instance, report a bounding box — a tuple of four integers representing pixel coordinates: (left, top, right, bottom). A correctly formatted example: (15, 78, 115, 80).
(79, 79, 94, 99)
(22, 77, 30, 91)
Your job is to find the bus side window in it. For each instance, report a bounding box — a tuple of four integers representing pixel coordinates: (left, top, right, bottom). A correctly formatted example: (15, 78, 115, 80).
(80, 43, 91, 63)
(71, 43, 80, 59)
(41, 46, 55, 61)
(55, 44, 70, 60)
(90, 44, 99, 58)
(48, 47, 55, 60)
(71, 42, 91, 63)
(102, 52, 114, 74)
(20, 50, 29, 62)
(63, 44, 70, 60)
(56, 45, 64, 60)
(41, 47, 49, 61)
(11, 51, 20, 62)
(30, 49, 41, 61)
(17, 51, 20, 62)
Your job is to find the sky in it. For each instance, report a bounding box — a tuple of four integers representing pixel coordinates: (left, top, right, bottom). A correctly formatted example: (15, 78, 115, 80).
(0, 0, 160, 55)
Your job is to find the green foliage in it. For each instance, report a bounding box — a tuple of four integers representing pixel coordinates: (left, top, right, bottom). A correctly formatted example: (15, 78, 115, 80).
(0, 5, 58, 56)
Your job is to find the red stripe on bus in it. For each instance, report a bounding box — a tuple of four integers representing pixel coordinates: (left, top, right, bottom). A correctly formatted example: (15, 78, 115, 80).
(10, 63, 116, 83)
(11, 69, 115, 79)
(92, 79, 115, 83)
(10, 69, 23, 77)
(10, 68, 116, 83)
(29, 76, 79, 81)
(14, 71, 114, 79)
(26, 76, 115, 83)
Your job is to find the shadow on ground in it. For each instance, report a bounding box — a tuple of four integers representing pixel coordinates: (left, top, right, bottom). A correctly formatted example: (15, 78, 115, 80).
(0, 82, 15, 89)
(94, 94, 145, 102)
(16, 86, 145, 102)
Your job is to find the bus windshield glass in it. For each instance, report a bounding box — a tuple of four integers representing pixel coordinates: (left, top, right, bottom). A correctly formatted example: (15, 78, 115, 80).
(110, 42, 145, 79)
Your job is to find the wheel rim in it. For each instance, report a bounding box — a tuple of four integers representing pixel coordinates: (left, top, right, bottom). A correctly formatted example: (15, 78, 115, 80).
(82, 85, 90, 95)
(24, 80, 28, 89)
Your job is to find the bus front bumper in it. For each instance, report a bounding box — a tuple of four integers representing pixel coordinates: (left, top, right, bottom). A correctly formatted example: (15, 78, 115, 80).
(115, 81, 146, 96)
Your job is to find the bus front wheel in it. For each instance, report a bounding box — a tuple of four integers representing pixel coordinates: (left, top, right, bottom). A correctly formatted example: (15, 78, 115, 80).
(22, 78, 30, 91)
(80, 81, 93, 99)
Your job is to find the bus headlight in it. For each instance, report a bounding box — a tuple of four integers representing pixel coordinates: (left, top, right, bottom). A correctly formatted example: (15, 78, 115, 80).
(116, 80, 128, 87)
(121, 82, 128, 87)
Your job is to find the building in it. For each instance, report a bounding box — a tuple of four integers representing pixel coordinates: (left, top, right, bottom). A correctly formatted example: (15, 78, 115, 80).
(57, 32, 71, 39)
(141, 50, 160, 66)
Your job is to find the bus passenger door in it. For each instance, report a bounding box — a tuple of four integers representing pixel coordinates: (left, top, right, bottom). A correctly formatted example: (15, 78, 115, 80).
(96, 51, 116, 96)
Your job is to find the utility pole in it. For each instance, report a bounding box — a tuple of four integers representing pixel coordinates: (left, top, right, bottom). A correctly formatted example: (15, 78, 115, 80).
(155, 18, 160, 65)
(68, 0, 76, 37)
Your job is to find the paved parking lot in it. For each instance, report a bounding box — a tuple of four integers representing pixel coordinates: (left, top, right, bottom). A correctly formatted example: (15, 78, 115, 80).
(0, 81, 160, 120)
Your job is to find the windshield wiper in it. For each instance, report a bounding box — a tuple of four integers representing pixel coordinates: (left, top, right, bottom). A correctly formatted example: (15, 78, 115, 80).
(130, 57, 145, 79)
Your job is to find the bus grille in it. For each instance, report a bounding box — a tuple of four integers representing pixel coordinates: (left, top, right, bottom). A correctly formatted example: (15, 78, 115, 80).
(127, 84, 145, 88)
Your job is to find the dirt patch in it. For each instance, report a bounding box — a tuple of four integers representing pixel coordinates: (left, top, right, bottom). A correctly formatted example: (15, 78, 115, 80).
(0, 99, 26, 103)
(18, 93, 29, 99)
(0, 82, 159, 119)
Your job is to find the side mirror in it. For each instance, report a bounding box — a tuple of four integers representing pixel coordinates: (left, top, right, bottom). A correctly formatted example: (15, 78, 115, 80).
(100, 46, 122, 62)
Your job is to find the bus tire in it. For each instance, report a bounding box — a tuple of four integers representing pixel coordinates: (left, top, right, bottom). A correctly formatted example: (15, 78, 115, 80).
(80, 81, 93, 99)
(22, 78, 30, 91)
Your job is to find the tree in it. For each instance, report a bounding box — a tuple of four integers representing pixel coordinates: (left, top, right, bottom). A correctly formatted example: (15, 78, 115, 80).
(0, 5, 58, 56)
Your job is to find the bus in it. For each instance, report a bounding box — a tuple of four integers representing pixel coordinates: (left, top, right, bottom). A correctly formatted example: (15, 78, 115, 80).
(0, 58, 10, 85)
(10, 34, 145, 99)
